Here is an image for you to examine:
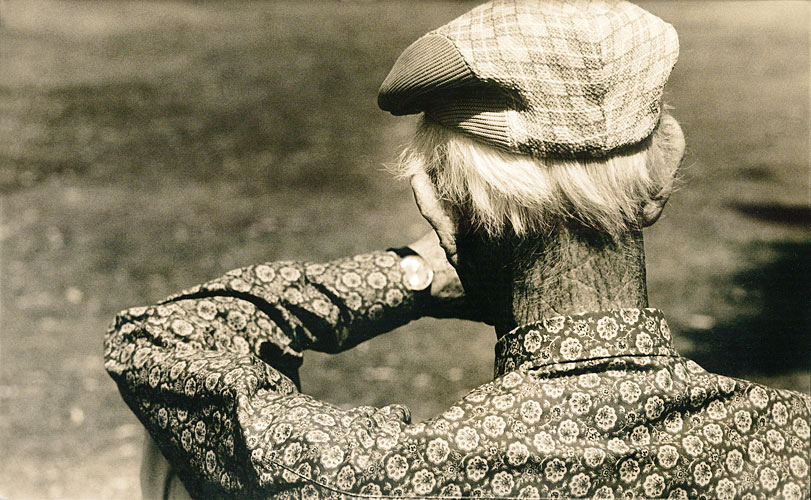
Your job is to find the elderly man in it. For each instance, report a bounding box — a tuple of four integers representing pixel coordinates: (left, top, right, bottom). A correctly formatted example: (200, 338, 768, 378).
(106, 1, 811, 499)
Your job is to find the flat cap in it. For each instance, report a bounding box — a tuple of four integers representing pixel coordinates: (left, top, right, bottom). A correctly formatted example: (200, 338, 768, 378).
(378, 0, 678, 158)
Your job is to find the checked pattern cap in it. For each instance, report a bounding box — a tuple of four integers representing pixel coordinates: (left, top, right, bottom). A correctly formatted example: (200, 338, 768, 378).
(378, 0, 679, 158)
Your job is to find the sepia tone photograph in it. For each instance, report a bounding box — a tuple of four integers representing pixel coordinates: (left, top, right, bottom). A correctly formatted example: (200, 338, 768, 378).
(1, 1, 809, 499)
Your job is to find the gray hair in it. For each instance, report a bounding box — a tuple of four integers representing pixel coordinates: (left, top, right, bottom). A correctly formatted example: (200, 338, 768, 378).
(394, 112, 681, 237)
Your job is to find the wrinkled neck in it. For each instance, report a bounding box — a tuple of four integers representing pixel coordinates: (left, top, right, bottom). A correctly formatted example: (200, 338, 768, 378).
(455, 228, 649, 338)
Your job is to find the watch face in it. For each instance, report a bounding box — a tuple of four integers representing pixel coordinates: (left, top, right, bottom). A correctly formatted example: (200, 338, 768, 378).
(400, 255, 433, 291)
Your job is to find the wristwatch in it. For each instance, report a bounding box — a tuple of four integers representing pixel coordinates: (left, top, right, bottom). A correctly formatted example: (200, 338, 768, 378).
(400, 254, 434, 292)
(390, 247, 434, 292)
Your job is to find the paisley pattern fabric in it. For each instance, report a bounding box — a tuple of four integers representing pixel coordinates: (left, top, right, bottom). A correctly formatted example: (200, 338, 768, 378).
(105, 252, 811, 500)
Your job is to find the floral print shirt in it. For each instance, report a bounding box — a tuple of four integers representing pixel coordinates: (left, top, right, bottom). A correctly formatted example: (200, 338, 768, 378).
(105, 251, 811, 500)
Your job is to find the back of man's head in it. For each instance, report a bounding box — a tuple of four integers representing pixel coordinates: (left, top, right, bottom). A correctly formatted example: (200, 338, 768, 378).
(380, 0, 685, 237)
(394, 112, 684, 237)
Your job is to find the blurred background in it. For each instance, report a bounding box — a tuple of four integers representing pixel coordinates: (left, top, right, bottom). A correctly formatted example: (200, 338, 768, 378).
(0, 1, 808, 498)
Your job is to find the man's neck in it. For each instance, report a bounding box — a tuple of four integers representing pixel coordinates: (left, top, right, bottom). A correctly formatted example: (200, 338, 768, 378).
(503, 227, 648, 335)
(456, 227, 649, 338)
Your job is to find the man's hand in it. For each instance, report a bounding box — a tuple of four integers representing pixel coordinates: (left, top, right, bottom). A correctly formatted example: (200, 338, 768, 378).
(408, 231, 463, 301)
(409, 172, 492, 323)
(408, 231, 483, 322)
(409, 171, 459, 266)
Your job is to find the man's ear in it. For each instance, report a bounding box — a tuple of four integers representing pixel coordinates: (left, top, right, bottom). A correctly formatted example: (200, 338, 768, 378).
(640, 113, 685, 227)
(410, 171, 459, 266)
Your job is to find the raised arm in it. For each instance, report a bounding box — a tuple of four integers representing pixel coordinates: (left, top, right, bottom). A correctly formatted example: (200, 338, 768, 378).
(165, 234, 470, 356)
(105, 243, 469, 498)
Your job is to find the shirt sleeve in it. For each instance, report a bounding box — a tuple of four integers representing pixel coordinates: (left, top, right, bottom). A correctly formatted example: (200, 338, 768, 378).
(164, 250, 428, 356)
(104, 251, 422, 499)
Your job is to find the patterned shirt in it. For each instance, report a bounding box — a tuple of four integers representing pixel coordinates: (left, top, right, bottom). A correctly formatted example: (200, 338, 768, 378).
(105, 251, 811, 500)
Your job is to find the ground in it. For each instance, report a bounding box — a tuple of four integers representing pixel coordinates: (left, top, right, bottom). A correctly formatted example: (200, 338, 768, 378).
(0, 1, 808, 498)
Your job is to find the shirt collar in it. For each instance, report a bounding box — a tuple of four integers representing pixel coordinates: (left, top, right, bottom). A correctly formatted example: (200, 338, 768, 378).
(494, 308, 678, 377)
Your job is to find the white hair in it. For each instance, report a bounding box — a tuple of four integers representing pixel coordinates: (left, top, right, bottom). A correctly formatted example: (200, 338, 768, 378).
(394, 113, 679, 237)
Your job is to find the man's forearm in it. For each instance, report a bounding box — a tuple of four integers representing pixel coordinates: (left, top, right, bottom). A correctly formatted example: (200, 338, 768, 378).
(160, 246, 473, 354)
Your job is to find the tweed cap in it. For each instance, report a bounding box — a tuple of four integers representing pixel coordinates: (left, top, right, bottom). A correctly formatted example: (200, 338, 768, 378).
(378, 0, 678, 158)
